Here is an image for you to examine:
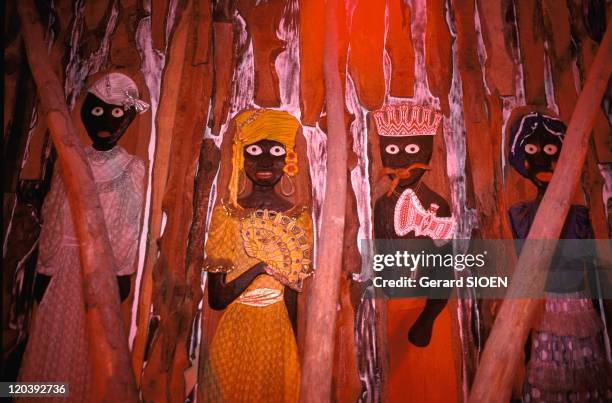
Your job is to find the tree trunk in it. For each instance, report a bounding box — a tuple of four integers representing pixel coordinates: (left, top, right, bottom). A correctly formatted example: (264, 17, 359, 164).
(299, 0, 348, 400)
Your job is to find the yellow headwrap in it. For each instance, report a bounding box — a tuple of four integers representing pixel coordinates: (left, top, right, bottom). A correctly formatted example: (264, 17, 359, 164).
(229, 109, 301, 207)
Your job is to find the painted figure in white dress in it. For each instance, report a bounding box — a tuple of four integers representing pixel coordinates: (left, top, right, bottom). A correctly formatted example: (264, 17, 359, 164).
(18, 73, 149, 402)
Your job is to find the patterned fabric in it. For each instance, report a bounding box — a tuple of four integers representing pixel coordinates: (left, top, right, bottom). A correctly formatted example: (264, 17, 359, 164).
(88, 72, 150, 112)
(18, 252, 89, 403)
(509, 199, 610, 400)
(523, 293, 612, 403)
(18, 146, 145, 402)
(204, 202, 263, 275)
(393, 188, 455, 242)
(237, 288, 283, 307)
(204, 201, 313, 290)
(240, 209, 312, 291)
(201, 201, 312, 402)
(200, 301, 300, 403)
(37, 146, 145, 276)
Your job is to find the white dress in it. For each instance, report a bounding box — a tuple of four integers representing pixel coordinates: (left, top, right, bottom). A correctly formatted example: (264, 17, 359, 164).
(18, 146, 144, 402)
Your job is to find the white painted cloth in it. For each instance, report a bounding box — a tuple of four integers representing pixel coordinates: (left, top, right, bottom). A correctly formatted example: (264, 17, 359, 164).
(18, 146, 144, 402)
(88, 72, 150, 113)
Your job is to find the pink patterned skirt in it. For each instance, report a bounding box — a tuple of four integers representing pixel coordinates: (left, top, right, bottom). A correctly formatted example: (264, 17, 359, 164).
(523, 292, 612, 402)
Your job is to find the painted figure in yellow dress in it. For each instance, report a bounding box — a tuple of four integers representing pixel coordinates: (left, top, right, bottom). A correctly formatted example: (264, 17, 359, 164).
(201, 109, 313, 403)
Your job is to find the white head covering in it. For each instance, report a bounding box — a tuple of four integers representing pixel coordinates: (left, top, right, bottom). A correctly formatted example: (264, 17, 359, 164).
(88, 72, 150, 113)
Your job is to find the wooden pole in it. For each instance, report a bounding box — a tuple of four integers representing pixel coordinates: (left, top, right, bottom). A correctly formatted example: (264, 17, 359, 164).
(17, 2, 138, 401)
(299, 0, 348, 400)
(468, 24, 612, 403)
(131, 0, 191, 386)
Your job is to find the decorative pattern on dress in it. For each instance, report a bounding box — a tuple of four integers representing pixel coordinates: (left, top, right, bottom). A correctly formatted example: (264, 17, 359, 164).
(240, 209, 312, 291)
(18, 146, 144, 403)
(524, 292, 612, 403)
(393, 188, 455, 240)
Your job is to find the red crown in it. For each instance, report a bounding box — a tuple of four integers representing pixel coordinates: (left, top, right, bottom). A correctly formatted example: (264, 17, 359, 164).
(373, 104, 442, 137)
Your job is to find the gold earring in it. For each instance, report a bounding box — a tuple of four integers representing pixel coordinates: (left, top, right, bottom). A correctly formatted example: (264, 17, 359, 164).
(238, 171, 247, 195)
(280, 174, 295, 197)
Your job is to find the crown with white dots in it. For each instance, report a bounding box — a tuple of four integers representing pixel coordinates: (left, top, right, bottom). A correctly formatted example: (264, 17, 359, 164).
(373, 104, 442, 137)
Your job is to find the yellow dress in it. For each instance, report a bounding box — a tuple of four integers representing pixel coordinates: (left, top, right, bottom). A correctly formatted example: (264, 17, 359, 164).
(201, 201, 313, 403)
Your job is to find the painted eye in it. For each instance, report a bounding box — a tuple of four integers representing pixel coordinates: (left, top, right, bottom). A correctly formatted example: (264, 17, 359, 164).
(524, 143, 538, 155)
(245, 144, 263, 156)
(543, 144, 558, 155)
(91, 106, 104, 116)
(269, 145, 286, 156)
(405, 144, 420, 154)
(385, 144, 400, 155)
(111, 107, 124, 118)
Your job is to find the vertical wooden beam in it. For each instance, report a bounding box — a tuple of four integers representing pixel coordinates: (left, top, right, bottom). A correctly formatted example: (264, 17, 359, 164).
(17, 1, 138, 401)
(3, 59, 37, 194)
(110, 0, 142, 70)
(132, 0, 192, 387)
(477, 0, 515, 96)
(81, 0, 113, 61)
(299, 0, 348, 400)
(568, 0, 612, 239)
(386, 0, 415, 98)
(151, 0, 170, 51)
(139, 1, 214, 402)
(515, 0, 546, 105)
(453, 0, 486, 121)
(452, 2, 518, 378)
(332, 174, 362, 402)
(210, 21, 234, 135)
(425, 0, 453, 116)
(452, 0, 514, 240)
(236, 0, 285, 107)
(348, 0, 386, 111)
(190, 142, 222, 395)
(469, 24, 612, 403)
(3, 1, 21, 134)
(299, 0, 325, 126)
(541, 0, 576, 120)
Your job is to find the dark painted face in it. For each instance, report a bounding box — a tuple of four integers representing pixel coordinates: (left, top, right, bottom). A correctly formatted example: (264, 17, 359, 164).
(379, 135, 434, 186)
(243, 139, 286, 187)
(80, 93, 137, 151)
(522, 127, 562, 189)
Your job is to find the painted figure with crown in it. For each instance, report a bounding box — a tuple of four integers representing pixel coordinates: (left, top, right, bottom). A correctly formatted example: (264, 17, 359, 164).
(18, 72, 149, 401)
(369, 103, 459, 402)
(200, 109, 313, 402)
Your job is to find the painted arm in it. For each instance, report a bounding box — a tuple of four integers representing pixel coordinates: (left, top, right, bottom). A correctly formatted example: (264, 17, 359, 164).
(284, 287, 298, 334)
(207, 262, 267, 310)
